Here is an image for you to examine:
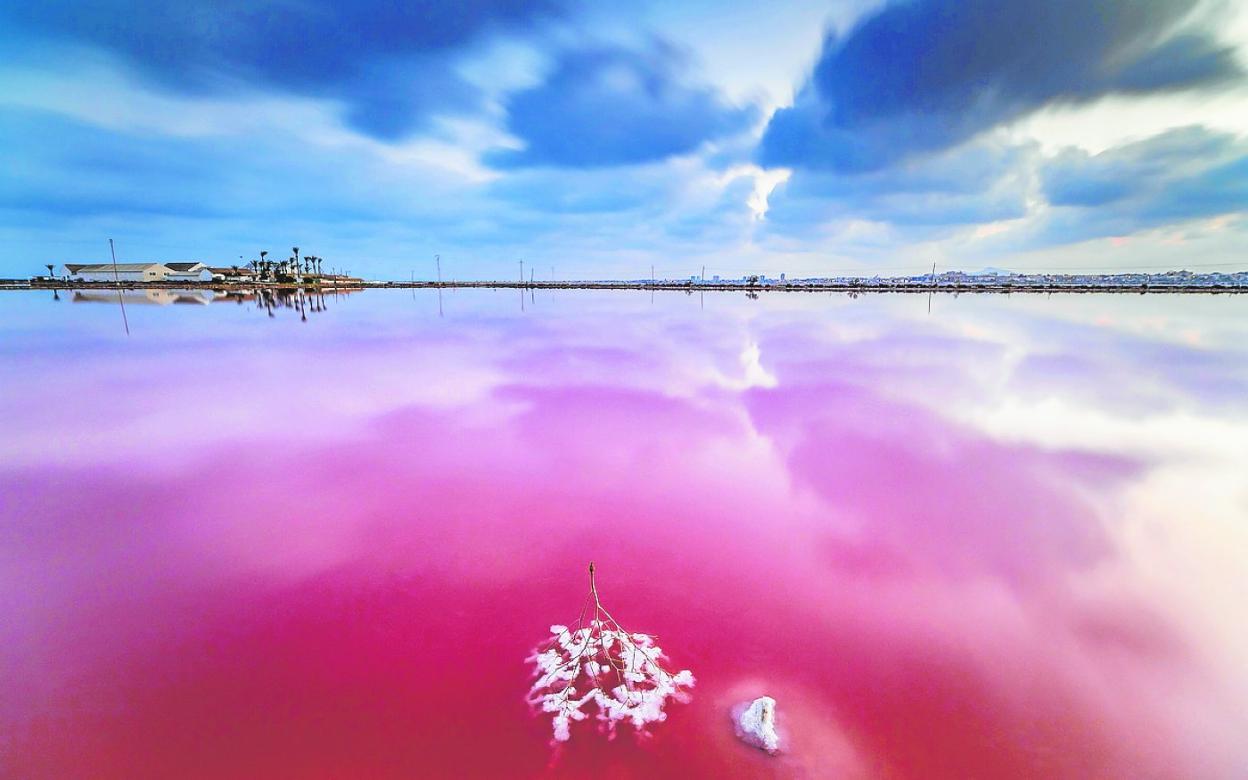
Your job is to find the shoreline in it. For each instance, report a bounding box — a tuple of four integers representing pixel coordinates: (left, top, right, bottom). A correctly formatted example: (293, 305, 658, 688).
(5, 279, 1247, 295)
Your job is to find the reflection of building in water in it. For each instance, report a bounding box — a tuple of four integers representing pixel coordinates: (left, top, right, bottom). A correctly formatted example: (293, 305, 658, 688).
(73, 289, 220, 305)
(67, 286, 357, 319)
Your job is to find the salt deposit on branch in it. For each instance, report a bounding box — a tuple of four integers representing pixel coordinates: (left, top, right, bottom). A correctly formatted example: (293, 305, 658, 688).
(527, 564, 695, 743)
(734, 696, 781, 754)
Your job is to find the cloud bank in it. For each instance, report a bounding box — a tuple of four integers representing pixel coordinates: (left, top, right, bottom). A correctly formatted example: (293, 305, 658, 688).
(0, 0, 566, 139)
(760, 0, 1242, 173)
(488, 44, 756, 168)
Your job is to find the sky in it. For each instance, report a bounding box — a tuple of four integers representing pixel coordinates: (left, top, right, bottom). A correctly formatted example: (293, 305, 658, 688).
(1, 0, 1246, 280)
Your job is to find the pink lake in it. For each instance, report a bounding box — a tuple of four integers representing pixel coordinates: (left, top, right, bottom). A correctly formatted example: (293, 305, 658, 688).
(2, 288, 1246, 778)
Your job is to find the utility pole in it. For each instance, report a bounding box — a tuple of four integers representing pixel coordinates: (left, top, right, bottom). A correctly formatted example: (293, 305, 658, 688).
(519, 259, 524, 286)
(928, 261, 936, 314)
(435, 254, 442, 285)
(108, 238, 129, 335)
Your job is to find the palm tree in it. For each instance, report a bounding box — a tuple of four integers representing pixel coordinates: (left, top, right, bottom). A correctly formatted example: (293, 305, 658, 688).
(260, 251, 269, 281)
(45, 264, 54, 278)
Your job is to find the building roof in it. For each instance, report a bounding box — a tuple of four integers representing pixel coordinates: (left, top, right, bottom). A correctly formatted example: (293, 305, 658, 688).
(165, 262, 206, 272)
(69, 263, 166, 273)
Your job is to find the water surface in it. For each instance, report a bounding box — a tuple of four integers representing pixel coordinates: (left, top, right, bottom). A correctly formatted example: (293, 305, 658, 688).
(2, 288, 1246, 777)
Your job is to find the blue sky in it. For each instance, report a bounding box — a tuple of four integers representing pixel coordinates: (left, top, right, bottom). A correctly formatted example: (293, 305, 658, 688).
(1, 0, 1246, 279)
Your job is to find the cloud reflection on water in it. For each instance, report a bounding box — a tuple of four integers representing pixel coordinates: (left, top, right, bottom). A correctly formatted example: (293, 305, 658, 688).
(1, 290, 1245, 777)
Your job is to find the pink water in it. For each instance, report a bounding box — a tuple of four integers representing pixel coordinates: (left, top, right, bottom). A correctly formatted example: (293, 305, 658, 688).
(2, 289, 1246, 778)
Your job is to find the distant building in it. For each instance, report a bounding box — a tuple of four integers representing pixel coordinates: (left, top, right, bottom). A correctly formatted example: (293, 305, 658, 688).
(164, 262, 213, 282)
(208, 267, 255, 282)
(318, 274, 364, 287)
(63, 263, 171, 282)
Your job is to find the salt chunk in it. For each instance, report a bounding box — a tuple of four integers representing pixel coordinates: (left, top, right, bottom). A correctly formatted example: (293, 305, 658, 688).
(734, 696, 780, 754)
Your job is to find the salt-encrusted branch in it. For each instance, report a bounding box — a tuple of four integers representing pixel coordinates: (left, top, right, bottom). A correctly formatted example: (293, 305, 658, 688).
(528, 562, 695, 742)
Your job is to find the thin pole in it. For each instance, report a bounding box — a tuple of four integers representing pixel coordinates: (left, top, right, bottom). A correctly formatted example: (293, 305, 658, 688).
(701, 264, 705, 281)
(108, 238, 129, 336)
(519, 259, 524, 286)
(435, 254, 442, 285)
(928, 261, 935, 313)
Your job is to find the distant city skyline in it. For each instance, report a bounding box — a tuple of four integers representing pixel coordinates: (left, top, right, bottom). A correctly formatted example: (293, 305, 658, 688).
(1, 0, 1246, 279)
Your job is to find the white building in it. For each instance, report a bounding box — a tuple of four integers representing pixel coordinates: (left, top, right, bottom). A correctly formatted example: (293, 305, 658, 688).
(164, 262, 214, 282)
(208, 266, 256, 282)
(63, 263, 171, 282)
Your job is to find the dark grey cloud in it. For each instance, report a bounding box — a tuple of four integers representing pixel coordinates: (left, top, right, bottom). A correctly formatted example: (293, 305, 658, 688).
(0, 0, 566, 140)
(759, 0, 1243, 173)
(1036, 125, 1248, 243)
(763, 139, 1034, 232)
(487, 43, 756, 168)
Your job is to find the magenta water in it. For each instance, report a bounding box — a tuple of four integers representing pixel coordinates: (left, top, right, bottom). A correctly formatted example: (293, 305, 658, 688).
(2, 289, 1245, 777)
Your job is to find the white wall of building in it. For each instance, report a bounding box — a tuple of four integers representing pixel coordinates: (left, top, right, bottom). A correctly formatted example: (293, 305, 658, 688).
(72, 266, 169, 282)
